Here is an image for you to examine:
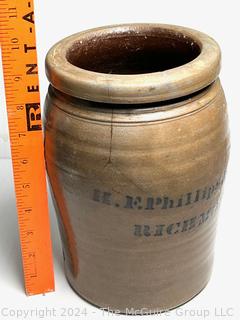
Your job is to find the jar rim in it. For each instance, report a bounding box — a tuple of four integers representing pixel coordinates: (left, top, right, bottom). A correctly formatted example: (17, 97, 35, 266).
(45, 23, 221, 104)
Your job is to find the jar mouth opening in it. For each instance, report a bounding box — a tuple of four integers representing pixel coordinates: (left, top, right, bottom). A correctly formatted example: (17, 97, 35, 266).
(46, 23, 221, 104)
(66, 28, 201, 75)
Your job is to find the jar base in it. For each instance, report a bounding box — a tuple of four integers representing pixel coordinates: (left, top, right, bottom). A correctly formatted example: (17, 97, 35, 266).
(65, 272, 210, 315)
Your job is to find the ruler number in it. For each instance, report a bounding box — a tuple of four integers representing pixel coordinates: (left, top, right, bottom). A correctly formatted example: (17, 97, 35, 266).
(14, 76, 22, 82)
(28, 251, 37, 278)
(22, 183, 30, 189)
(18, 133, 26, 138)
(21, 159, 28, 165)
(11, 38, 18, 44)
(24, 208, 32, 214)
(11, 37, 19, 51)
(28, 252, 35, 258)
(16, 105, 24, 111)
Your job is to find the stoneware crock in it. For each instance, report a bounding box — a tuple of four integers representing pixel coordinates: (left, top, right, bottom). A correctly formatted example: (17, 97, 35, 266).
(44, 23, 230, 314)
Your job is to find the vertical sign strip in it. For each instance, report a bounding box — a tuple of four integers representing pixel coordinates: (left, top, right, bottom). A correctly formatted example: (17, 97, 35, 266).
(0, 0, 55, 295)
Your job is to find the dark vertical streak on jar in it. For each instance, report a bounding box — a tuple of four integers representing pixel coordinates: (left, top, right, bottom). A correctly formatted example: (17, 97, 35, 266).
(104, 107, 114, 167)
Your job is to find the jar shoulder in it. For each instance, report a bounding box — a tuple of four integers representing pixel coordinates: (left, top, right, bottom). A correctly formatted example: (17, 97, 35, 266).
(44, 79, 225, 122)
(44, 79, 229, 197)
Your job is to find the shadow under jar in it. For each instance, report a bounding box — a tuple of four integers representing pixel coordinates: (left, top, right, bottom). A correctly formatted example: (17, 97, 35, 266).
(44, 24, 229, 314)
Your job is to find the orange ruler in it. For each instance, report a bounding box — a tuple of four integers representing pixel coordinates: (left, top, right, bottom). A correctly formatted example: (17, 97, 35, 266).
(0, 0, 54, 295)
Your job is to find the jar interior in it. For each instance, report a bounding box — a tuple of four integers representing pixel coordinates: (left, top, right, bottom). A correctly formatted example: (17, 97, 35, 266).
(66, 27, 201, 75)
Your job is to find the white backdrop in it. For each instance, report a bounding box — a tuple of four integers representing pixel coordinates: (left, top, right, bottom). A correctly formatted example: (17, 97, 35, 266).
(0, 0, 240, 319)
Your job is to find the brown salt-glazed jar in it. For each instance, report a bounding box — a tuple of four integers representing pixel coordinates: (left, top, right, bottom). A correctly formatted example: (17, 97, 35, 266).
(44, 24, 230, 313)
